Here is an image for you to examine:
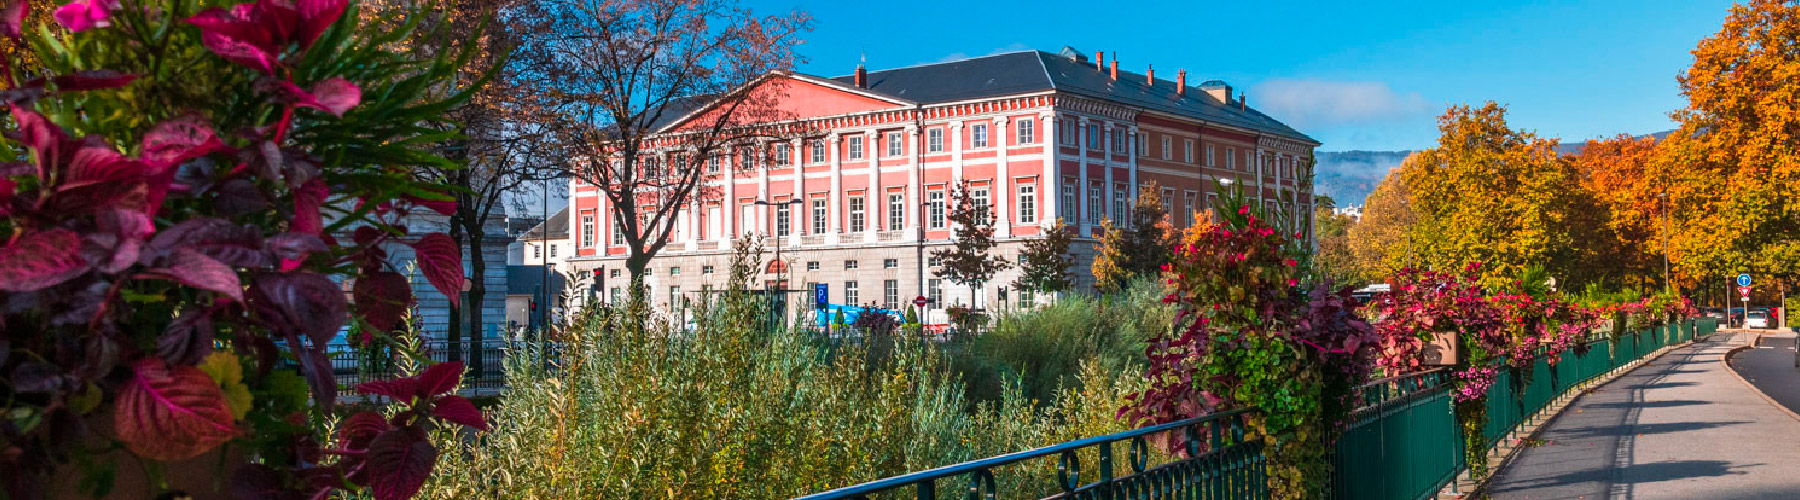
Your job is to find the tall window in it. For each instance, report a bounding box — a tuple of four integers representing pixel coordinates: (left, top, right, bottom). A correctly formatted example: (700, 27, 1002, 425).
(811, 198, 827, 234)
(971, 124, 989, 148)
(886, 132, 903, 157)
(1017, 118, 1035, 144)
(928, 190, 946, 229)
(668, 285, 680, 308)
(888, 193, 904, 230)
(1161, 136, 1171, 159)
(706, 154, 720, 173)
(1206, 144, 1216, 166)
(1017, 184, 1036, 224)
(1184, 140, 1194, 163)
(928, 279, 943, 308)
(532, 244, 540, 259)
(773, 143, 791, 166)
(1018, 288, 1035, 309)
(1183, 192, 1198, 226)
(776, 204, 791, 237)
(1060, 179, 1077, 221)
(1113, 183, 1129, 223)
(739, 149, 755, 170)
(848, 196, 865, 232)
(848, 136, 864, 160)
(580, 212, 596, 247)
(739, 203, 755, 236)
(971, 187, 990, 220)
(884, 280, 899, 309)
(1060, 120, 1075, 145)
(1226, 147, 1236, 170)
(1086, 124, 1100, 149)
(844, 281, 859, 306)
(1113, 128, 1126, 153)
(811, 140, 826, 163)
(1087, 182, 1103, 222)
(548, 244, 557, 257)
(928, 128, 944, 152)
(612, 216, 625, 245)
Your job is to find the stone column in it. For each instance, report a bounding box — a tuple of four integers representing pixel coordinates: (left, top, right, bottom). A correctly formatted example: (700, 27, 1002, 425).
(864, 130, 879, 243)
(948, 122, 964, 232)
(1039, 112, 1056, 229)
(1102, 122, 1114, 224)
(993, 115, 1012, 237)
(825, 133, 841, 244)
(906, 124, 921, 239)
(722, 149, 735, 250)
(1076, 117, 1090, 235)
(1127, 125, 1140, 225)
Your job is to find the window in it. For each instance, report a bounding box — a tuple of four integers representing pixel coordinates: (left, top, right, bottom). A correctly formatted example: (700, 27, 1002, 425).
(929, 255, 942, 267)
(806, 261, 820, 271)
(887, 132, 903, 157)
(844, 281, 859, 306)
(928, 128, 944, 152)
(548, 244, 557, 257)
(1183, 191, 1198, 227)
(773, 143, 791, 166)
(702, 265, 715, 274)
(971, 187, 990, 220)
(1018, 288, 1034, 309)
(928, 190, 946, 229)
(609, 287, 621, 304)
(927, 279, 943, 307)
(848, 136, 864, 160)
(884, 280, 900, 309)
(1136, 132, 1146, 155)
(1161, 136, 1171, 159)
(1060, 180, 1078, 221)
(776, 203, 792, 237)
(706, 154, 720, 173)
(888, 193, 904, 230)
(1226, 147, 1236, 170)
(668, 285, 681, 307)
(845, 260, 859, 270)
(1086, 124, 1100, 149)
(580, 212, 596, 247)
(811, 198, 827, 234)
(848, 196, 865, 232)
(1206, 144, 1216, 166)
(531, 244, 540, 259)
(1113, 128, 1126, 153)
(670, 266, 681, 275)
(811, 140, 826, 163)
(1017, 119, 1035, 144)
(610, 268, 621, 278)
(971, 124, 989, 148)
(883, 259, 899, 269)
(1087, 182, 1103, 222)
(739, 204, 755, 236)
(1017, 184, 1036, 224)
(1060, 120, 1075, 145)
(1113, 183, 1129, 223)
(739, 149, 755, 170)
(1184, 140, 1194, 163)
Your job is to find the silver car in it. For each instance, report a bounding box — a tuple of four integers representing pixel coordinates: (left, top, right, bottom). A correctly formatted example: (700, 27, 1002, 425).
(1744, 310, 1770, 329)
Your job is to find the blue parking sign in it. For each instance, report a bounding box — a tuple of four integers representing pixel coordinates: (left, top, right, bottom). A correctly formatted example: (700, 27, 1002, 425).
(814, 283, 828, 308)
(1738, 273, 1752, 287)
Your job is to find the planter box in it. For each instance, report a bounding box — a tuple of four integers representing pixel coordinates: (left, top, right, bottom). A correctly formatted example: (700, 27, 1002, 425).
(1421, 334, 1461, 366)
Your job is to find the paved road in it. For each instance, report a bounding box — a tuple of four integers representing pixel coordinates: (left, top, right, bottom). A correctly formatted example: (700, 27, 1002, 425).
(1486, 331, 1800, 500)
(1728, 332, 1800, 414)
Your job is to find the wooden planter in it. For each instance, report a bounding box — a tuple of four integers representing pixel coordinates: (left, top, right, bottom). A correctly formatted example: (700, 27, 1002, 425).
(1420, 333, 1461, 366)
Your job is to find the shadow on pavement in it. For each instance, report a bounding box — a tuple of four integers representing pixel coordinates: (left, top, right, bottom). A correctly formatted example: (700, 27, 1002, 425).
(1488, 459, 1755, 494)
(1585, 399, 1711, 409)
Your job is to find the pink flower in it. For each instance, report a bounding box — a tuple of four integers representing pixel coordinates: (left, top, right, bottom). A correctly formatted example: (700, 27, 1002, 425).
(186, 0, 348, 74)
(1286, 279, 1298, 287)
(1238, 204, 1250, 215)
(54, 0, 117, 32)
(1283, 259, 1297, 267)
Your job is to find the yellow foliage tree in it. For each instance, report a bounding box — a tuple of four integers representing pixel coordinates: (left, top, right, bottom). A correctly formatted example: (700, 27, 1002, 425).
(1347, 164, 1417, 279)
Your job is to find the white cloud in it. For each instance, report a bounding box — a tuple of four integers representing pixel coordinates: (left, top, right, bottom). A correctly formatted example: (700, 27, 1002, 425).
(1250, 79, 1431, 129)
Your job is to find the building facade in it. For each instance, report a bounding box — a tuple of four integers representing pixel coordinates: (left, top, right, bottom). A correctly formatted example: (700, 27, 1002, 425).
(563, 48, 1319, 318)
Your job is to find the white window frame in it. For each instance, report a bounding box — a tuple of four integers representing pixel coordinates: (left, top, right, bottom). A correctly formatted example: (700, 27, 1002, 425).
(811, 140, 826, 163)
(1226, 147, 1236, 170)
(1113, 183, 1128, 222)
(971, 124, 989, 149)
(1087, 182, 1103, 222)
(1161, 136, 1171, 159)
(776, 203, 791, 237)
(928, 189, 946, 229)
(706, 154, 720, 173)
(811, 198, 827, 234)
(928, 128, 944, 152)
(773, 143, 791, 166)
(971, 186, 991, 221)
(844, 281, 859, 306)
(580, 212, 596, 248)
(888, 193, 904, 230)
(848, 136, 864, 160)
(1184, 140, 1194, 163)
(884, 280, 899, 309)
(1060, 179, 1078, 222)
(886, 132, 903, 157)
(848, 196, 866, 233)
(1017, 119, 1035, 145)
(1017, 183, 1036, 224)
(1206, 144, 1216, 167)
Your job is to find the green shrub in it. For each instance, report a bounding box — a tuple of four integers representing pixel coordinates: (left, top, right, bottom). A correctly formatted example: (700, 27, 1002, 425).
(951, 278, 1174, 405)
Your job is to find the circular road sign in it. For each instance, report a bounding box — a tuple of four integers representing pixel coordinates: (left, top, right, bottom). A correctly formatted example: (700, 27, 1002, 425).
(1738, 273, 1753, 287)
(913, 295, 929, 308)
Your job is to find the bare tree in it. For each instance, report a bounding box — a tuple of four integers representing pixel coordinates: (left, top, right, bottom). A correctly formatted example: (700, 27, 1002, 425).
(515, 0, 811, 305)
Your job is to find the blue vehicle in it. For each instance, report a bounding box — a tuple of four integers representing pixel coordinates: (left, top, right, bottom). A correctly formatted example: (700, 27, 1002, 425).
(811, 304, 902, 328)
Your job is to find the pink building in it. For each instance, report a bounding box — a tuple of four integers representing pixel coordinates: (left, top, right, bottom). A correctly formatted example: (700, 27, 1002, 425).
(564, 47, 1318, 316)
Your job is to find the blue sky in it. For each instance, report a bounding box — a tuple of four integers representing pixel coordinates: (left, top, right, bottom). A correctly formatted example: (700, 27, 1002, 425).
(751, 0, 1735, 152)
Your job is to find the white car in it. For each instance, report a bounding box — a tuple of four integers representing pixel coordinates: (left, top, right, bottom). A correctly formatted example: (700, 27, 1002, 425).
(1744, 310, 1770, 329)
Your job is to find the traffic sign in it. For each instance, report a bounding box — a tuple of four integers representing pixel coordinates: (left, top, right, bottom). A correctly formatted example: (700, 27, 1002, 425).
(913, 295, 928, 308)
(814, 283, 828, 308)
(1740, 286, 1753, 296)
(1738, 273, 1752, 287)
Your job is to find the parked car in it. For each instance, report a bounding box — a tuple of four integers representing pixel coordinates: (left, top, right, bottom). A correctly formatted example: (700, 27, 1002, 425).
(1703, 308, 1728, 321)
(1745, 310, 1770, 329)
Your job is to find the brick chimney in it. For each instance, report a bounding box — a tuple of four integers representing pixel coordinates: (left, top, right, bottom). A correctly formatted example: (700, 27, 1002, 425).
(854, 64, 867, 88)
(1177, 69, 1187, 96)
(1109, 58, 1118, 81)
(1239, 91, 1246, 111)
(1095, 51, 1104, 71)
(1146, 64, 1154, 86)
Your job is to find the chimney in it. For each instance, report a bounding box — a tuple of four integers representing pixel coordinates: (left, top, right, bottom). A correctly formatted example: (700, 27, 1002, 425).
(1146, 64, 1154, 86)
(854, 64, 867, 88)
(1109, 58, 1118, 81)
(1177, 69, 1187, 96)
(1199, 81, 1232, 104)
(1095, 51, 1104, 71)
(1239, 91, 1246, 111)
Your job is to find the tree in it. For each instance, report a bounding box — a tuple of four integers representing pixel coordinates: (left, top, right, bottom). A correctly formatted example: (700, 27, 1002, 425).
(1659, 0, 1800, 285)
(1313, 205, 1361, 285)
(516, 0, 811, 306)
(1347, 167, 1416, 278)
(1569, 134, 1662, 290)
(1092, 183, 1174, 292)
(932, 181, 1009, 309)
(1013, 218, 1076, 297)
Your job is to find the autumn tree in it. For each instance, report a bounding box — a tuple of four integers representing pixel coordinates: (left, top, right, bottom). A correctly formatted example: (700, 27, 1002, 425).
(1312, 197, 1362, 285)
(1400, 102, 1589, 287)
(1657, 0, 1800, 286)
(1013, 218, 1076, 299)
(1091, 183, 1174, 292)
(932, 181, 1010, 309)
(1347, 167, 1416, 279)
(516, 0, 811, 306)
(1569, 133, 1662, 290)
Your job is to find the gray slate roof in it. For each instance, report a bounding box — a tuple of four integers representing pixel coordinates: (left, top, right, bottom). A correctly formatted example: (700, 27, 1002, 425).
(517, 206, 569, 241)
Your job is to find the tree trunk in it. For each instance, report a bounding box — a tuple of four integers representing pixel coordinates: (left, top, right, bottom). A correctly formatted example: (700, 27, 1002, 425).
(462, 213, 487, 378)
(445, 218, 466, 365)
(626, 249, 652, 320)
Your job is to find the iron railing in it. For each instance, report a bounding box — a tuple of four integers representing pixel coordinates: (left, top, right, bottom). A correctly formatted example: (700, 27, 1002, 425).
(326, 339, 516, 391)
(793, 317, 1719, 500)
(792, 409, 1267, 500)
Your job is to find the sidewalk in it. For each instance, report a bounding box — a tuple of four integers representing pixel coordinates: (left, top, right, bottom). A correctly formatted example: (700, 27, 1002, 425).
(1485, 331, 1800, 500)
